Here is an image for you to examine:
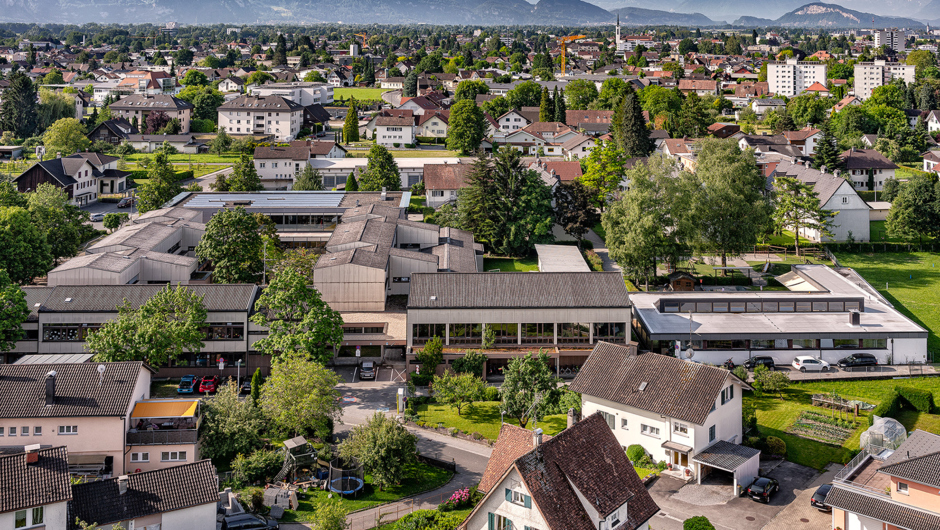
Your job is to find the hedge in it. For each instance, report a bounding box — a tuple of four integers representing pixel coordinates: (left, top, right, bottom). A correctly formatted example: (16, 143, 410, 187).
(411, 372, 433, 387)
(869, 389, 901, 426)
(826, 242, 940, 254)
(896, 386, 935, 413)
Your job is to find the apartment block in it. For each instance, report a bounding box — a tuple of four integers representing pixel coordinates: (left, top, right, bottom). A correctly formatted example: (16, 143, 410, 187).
(767, 58, 827, 97)
(874, 30, 906, 52)
(853, 60, 915, 100)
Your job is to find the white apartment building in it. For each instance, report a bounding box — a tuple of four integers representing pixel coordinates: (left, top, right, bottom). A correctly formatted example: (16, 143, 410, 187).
(853, 60, 916, 100)
(374, 116, 415, 147)
(767, 58, 827, 97)
(874, 30, 906, 52)
(217, 95, 304, 142)
(248, 82, 334, 106)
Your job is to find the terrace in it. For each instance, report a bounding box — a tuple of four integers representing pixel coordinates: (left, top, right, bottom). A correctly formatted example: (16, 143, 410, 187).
(833, 444, 894, 497)
(126, 399, 200, 446)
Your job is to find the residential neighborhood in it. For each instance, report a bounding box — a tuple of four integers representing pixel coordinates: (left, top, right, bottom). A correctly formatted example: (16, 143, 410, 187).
(0, 14, 939, 530)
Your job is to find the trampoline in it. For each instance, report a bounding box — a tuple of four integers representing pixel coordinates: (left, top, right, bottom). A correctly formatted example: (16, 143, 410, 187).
(328, 457, 364, 497)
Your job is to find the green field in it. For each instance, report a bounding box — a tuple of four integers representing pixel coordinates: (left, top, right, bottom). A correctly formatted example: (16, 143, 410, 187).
(347, 149, 460, 159)
(124, 153, 243, 164)
(483, 257, 539, 272)
(333, 88, 387, 101)
(125, 163, 228, 179)
(836, 251, 940, 355)
(869, 220, 937, 244)
(415, 401, 566, 442)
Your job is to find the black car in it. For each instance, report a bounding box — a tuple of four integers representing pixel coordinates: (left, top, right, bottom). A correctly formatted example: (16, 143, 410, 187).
(837, 353, 878, 368)
(360, 361, 376, 380)
(811, 483, 833, 512)
(240, 379, 252, 394)
(746, 477, 779, 503)
(744, 356, 776, 370)
(221, 514, 278, 530)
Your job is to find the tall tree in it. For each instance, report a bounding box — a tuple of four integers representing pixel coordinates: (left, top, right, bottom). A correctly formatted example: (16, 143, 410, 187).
(486, 148, 554, 256)
(42, 118, 90, 158)
(886, 173, 940, 244)
(27, 183, 89, 264)
(578, 140, 627, 208)
(293, 166, 324, 191)
(342, 98, 359, 143)
(457, 155, 499, 246)
(84, 284, 208, 365)
(136, 151, 182, 213)
(0, 72, 38, 139)
(553, 181, 600, 249)
(0, 206, 53, 284)
(431, 371, 486, 416)
(445, 99, 485, 155)
(272, 34, 288, 66)
(251, 266, 344, 365)
(501, 352, 559, 428)
(198, 380, 264, 464)
(345, 171, 359, 191)
(358, 145, 401, 191)
(554, 87, 566, 124)
(687, 139, 772, 270)
(772, 175, 836, 255)
(539, 86, 553, 123)
(812, 121, 843, 172)
(144, 111, 171, 134)
(0, 269, 29, 353)
(403, 70, 419, 98)
(614, 88, 653, 158)
(213, 154, 263, 192)
(195, 207, 264, 283)
(339, 413, 417, 490)
(261, 350, 342, 438)
(453, 80, 489, 102)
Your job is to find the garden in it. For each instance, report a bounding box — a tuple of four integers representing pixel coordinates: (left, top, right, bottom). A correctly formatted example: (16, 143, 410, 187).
(786, 410, 860, 445)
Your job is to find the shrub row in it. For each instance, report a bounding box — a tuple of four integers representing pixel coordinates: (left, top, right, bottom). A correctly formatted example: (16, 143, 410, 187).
(869, 389, 901, 426)
(826, 242, 940, 254)
(896, 386, 935, 413)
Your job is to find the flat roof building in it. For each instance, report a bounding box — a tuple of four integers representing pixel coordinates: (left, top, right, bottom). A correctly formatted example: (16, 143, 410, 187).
(534, 244, 590, 272)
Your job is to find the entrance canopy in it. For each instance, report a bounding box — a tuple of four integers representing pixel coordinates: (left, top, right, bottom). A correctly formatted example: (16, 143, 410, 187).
(131, 399, 198, 419)
(662, 440, 694, 454)
(692, 440, 761, 491)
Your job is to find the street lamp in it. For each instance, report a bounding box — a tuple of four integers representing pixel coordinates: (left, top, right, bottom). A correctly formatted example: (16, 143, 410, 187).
(235, 359, 242, 389)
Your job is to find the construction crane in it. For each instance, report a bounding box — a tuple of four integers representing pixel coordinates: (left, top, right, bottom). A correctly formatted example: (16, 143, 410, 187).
(354, 33, 369, 50)
(558, 35, 587, 76)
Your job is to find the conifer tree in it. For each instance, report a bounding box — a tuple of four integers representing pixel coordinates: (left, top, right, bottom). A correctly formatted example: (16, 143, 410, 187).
(554, 87, 566, 124)
(614, 88, 653, 158)
(539, 86, 553, 123)
(812, 121, 843, 173)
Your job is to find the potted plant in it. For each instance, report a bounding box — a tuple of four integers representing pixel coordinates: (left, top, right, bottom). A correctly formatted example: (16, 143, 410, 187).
(667, 463, 673, 470)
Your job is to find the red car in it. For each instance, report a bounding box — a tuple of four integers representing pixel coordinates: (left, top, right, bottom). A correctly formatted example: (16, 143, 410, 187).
(198, 375, 219, 393)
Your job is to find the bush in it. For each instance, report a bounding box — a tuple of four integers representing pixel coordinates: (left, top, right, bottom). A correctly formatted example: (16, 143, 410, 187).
(626, 444, 646, 463)
(191, 118, 217, 133)
(656, 460, 668, 471)
(584, 250, 604, 272)
(411, 372, 434, 387)
(394, 509, 465, 530)
(452, 350, 487, 377)
(684, 516, 716, 530)
(732, 365, 748, 381)
(393, 142, 401, 148)
(870, 390, 901, 426)
(637, 455, 653, 468)
(896, 386, 935, 413)
(317, 445, 333, 462)
(483, 386, 501, 402)
(231, 449, 284, 485)
(765, 436, 787, 457)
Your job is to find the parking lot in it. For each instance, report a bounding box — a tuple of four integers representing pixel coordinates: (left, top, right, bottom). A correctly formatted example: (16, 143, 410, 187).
(647, 460, 820, 530)
(333, 364, 409, 384)
(81, 200, 139, 231)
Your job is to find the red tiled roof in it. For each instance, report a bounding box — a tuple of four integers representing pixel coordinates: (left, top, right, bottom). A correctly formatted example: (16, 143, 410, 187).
(477, 423, 546, 494)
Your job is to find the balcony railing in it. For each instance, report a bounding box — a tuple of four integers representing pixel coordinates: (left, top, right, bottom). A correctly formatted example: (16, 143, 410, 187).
(833, 444, 892, 497)
(127, 429, 197, 446)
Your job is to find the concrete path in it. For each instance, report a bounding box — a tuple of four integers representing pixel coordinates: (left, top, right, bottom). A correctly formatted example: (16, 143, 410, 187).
(584, 228, 621, 273)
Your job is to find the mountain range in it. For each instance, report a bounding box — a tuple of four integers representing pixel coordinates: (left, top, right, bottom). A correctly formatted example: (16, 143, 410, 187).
(0, 0, 932, 27)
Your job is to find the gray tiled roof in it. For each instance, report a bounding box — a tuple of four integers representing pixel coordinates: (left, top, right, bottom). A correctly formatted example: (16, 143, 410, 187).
(408, 272, 630, 309)
(218, 94, 303, 111)
(39, 284, 258, 312)
(772, 160, 854, 207)
(840, 148, 899, 170)
(826, 485, 940, 530)
(571, 344, 745, 425)
(23, 287, 54, 321)
(883, 430, 940, 466)
(69, 460, 218, 529)
(692, 440, 760, 471)
(110, 94, 194, 111)
(0, 362, 147, 418)
(0, 446, 72, 513)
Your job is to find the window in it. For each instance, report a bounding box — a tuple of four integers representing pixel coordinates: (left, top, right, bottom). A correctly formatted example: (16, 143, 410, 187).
(674, 422, 689, 436)
(161, 451, 187, 462)
(131, 452, 149, 462)
(898, 482, 909, 494)
(42, 323, 101, 342)
(792, 339, 817, 349)
(8, 426, 15, 436)
(721, 385, 734, 405)
(621, 418, 628, 430)
(641, 424, 660, 438)
(259, 162, 265, 168)
(14, 507, 42, 529)
(58, 425, 78, 435)
(709, 425, 716, 443)
(599, 411, 615, 430)
(0, 427, 3, 436)
(490, 514, 513, 530)
(33, 426, 41, 436)
(203, 323, 244, 341)
(21, 426, 28, 436)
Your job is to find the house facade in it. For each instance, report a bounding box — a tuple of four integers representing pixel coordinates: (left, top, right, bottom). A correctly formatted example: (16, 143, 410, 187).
(109, 94, 193, 134)
(841, 148, 898, 191)
(14, 153, 129, 206)
(767, 59, 827, 98)
(571, 342, 759, 490)
(0, 446, 71, 530)
(253, 144, 310, 190)
(374, 116, 415, 147)
(218, 94, 304, 142)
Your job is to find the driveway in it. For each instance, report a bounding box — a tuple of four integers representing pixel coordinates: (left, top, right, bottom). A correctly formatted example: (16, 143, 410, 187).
(647, 460, 819, 530)
(763, 463, 840, 530)
(82, 201, 139, 231)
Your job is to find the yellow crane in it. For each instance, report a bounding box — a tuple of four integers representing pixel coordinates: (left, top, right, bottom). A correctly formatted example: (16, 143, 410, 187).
(354, 33, 369, 50)
(558, 34, 587, 76)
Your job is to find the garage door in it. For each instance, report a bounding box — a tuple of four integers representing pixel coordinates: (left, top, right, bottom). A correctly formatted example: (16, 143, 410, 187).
(847, 512, 882, 530)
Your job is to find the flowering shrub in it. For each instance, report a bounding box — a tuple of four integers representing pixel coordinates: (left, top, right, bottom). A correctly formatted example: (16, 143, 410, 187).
(439, 487, 472, 512)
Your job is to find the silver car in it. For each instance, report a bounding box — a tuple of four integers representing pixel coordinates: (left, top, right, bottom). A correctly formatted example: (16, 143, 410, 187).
(89, 213, 105, 222)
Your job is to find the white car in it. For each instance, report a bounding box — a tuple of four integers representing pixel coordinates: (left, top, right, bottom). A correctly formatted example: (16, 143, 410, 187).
(89, 213, 105, 222)
(792, 356, 830, 373)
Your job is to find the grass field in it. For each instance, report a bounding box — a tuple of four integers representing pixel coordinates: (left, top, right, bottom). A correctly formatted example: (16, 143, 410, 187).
(591, 223, 606, 243)
(150, 379, 181, 398)
(347, 149, 460, 158)
(835, 251, 940, 355)
(869, 220, 937, 244)
(764, 230, 813, 248)
(415, 401, 567, 442)
(483, 257, 539, 272)
(125, 163, 227, 179)
(333, 88, 387, 101)
(125, 153, 243, 164)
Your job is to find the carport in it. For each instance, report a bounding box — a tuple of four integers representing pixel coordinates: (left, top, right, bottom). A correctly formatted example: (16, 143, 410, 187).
(692, 440, 761, 493)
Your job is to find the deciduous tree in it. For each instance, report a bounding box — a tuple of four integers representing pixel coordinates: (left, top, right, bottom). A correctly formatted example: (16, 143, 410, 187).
(501, 351, 559, 428)
(199, 380, 264, 464)
(339, 412, 417, 490)
(886, 173, 940, 243)
(261, 350, 342, 438)
(446, 99, 485, 155)
(136, 151, 182, 213)
(359, 144, 401, 191)
(0, 206, 53, 284)
(42, 118, 90, 157)
(578, 141, 627, 208)
(195, 207, 265, 283)
(431, 371, 486, 415)
(553, 181, 600, 249)
(0, 269, 29, 353)
(27, 183, 89, 263)
(212, 154, 263, 191)
(103, 212, 129, 233)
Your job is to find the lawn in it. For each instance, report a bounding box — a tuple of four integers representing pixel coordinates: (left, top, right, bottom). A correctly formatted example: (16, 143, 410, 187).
(124, 153, 243, 164)
(333, 88, 388, 101)
(278, 461, 453, 522)
(415, 401, 567, 442)
(763, 230, 813, 248)
(125, 163, 228, 179)
(347, 149, 461, 158)
(835, 251, 940, 354)
(591, 223, 606, 243)
(483, 257, 539, 272)
(869, 220, 936, 244)
(409, 196, 426, 209)
(150, 379, 181, 398)
(896, 410, 940, 434)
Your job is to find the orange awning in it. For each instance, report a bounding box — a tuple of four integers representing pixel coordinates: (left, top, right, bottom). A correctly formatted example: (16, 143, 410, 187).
(131, 400, 198, 419)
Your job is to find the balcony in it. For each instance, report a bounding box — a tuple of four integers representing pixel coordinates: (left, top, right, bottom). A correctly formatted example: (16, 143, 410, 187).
(833, 444, 892, 497)
(127, 429, 197, 446)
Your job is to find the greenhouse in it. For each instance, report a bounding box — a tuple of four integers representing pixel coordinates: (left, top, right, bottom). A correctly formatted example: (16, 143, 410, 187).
(860, 416, 907, 451)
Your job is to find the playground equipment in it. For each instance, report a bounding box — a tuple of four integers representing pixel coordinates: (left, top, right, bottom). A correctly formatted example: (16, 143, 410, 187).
(328, 457, 364, 497)
(272, 436, 317, 483)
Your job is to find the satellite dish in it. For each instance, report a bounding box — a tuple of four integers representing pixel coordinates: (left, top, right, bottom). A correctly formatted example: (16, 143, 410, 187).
(97, 364, 106, 374)
(686, 347, 694, 359)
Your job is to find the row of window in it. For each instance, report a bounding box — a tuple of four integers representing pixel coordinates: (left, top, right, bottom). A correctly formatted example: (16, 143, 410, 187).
(0, 425, 77, 436)
(650, 338, 889, 351)
(412, 322, 625, 345)
(42, 323, 244, 342)
(130, 451, 187, 462)
(661, 299, 862, 314)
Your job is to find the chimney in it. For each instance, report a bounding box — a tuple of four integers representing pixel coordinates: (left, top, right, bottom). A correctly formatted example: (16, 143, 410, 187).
(820, 165, 826, 174)
(45, 370, 57, 406)
(567, 408, 581, 429)
(533, 428, 543, 448)
(849, 310, 861, 326)
(118, 475, 129, 495)
(25, 444, 41, 464)
(381, 186, 387, 201)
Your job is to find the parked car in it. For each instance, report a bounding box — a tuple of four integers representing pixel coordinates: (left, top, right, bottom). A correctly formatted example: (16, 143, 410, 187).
(176, 375, 197, 394)
(360, 361, 376, 380)
(747, 477, 779, 503)
(837, 353, 878, 368)
(198, 375, 219, 393)
(221, 514, 278, 530)
(117, 197, 135, 208)
(240, 378, 252, 394)
(89, 212, 105, 222)
(744, 356, 776, 370)
(792, 356, 830, 373)
(811, 483, 833, 511)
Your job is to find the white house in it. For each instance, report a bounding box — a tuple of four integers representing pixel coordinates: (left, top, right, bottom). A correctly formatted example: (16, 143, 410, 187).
(416, 111, 449, 139)
(925, 110, 940, 134)
(461, 413, 660, 530)
(840, 148, 898, 191)
(924, 150, 940, 173)
(253, 144, 310, 190)
(423, 162, 473, 208)
(496, 109, 532, 133)
(374, 116, 415, 147)
(751, 98, 786, 116)
(217, 94, 305, 142)
(783, 127, 822, 156)
(570, 342, 759, 491)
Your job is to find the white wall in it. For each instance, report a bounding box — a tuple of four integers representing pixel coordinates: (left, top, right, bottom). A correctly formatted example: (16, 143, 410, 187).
(158, 500, 217, 530)
(0, 501, 68, 530)
(464, 468, 549, 530)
